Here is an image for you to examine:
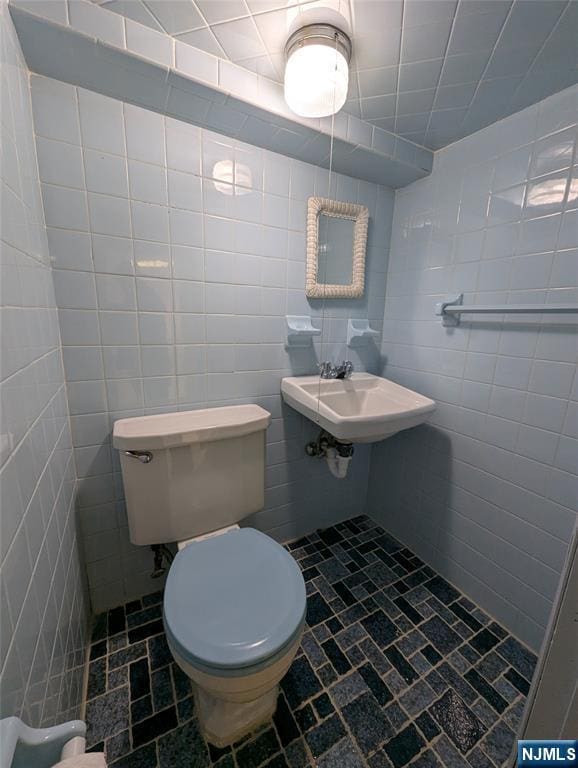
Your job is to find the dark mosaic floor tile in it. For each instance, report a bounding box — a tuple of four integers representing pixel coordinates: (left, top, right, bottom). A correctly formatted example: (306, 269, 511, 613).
(322, 638, 351, 675)
(326, 617, 343, 634)
(430, 689, 485, 754)
(336, 623, 366, 650)
(318, 528, 342, 547)
(109, 666, 128, 691)
(171, 662, 192, 700)
(131, 695, 153, 724)
(421, 645, 442, 666)
(127, 604, 163, 629)
(236, 728, 281, 768)
(495, 637, 536, 681)
(312, 693, 334, 718)
(305, 714, 346, 758)
(209, 743, 231, 762)
(384, 647, 418, 685)
(438, 662, 478, 705)
(384, 724, 425, 768)
(109, 642, 147, 671)
(421, 617, 461, 655)
(464, 670, 508, 714)
(362, 610, 399, 648)
(346, 644, 365, 666)
(399, 679, 436, 717)
(176, 695, 194, 723)
(475, 652, 507, 683)
(504, 667, 530, 695)
(264, 754, 290, 768)
(358, 662, 393, 705)
(125, 599, 142, 615)
(318, 557, 350, 583)
(343, 691, 393, 756)
(469, 629, 499, 656)
(306, 593, 333, 626)
(447, 603, 483, 633)
(459, 645, 480, 665)
(394, 597, 423, 625)
(108, 606, 126, 636)
(415, 712, 440, 741)
(147, 634, 172, 670)
(151, 666, 174, 711)
(480, 721, 516, 765)
(471, 700, 500, 729)
(467, 747, 494, 768)
(410, 749, 442, 768)
(385, 702, 409, 730)
(109, 633, 128, 653)
(87, 657, 106, 700)
(86, 687, 130, 746)
(425, 577, 460, 605)
(317, 737, 366, 767)
(397, 631, 426, 657)
(318, 663, 338, 687)
(132, 706, 177, 748)
(434, 735, 470, 768)
(295, 703, 316, 732)
(285, 738, 309, 768)
(106, 729, 131, 762)
(425, 669, 448, 696)
(487, 622, 507, 640)
(142, 590, 164, 607)
(329, 671, 368, 707)
(129, 657, 150, 701)
(158, 719, 210, 767)
(110, 743, 157, 767)
(494, 676, 518, 703)
(273, 694, 301, 746)
(91, 640, 107, 660)
(128, 619, 164, 644)
(281, 656, 322, 709)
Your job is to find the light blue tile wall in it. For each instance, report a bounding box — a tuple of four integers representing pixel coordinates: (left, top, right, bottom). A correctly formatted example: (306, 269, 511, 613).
(367, 85, 578, 652)
(0, 2, 88, 725)
(30, 74, 394, 611)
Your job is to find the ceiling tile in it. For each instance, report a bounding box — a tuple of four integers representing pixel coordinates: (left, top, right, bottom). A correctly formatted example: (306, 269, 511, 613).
(401, 19, 452, 64)
(447, 8, 507, 56)
(102, 0, 163, 32)
(211, 16, 267, 60)
(143, 0, 205, 34)
(358, 65, 398, 98)
(195, 0, 250, 25)
(396, 88, 436, 116)
(176, 26, 226, 57)
(433, 82, 477, 110)
(498, 0, 566, 49)
(351, 0, 402, 31)
(403, 0, 457, 29)
(95, 0, 578, 151)
(438, 51, 491, 87)
(361, 94, 396, 120)
(398, 59, 443, 92)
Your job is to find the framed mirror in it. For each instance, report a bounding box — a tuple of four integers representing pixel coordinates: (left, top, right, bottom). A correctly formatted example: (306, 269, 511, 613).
(305, 197, 369, 299)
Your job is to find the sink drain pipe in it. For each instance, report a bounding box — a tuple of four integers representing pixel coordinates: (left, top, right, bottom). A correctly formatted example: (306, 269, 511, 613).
(306, 430, 354, 479)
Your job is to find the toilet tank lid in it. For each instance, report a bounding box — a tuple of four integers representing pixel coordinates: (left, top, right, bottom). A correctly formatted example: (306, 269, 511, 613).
(113, 405, 271, 450)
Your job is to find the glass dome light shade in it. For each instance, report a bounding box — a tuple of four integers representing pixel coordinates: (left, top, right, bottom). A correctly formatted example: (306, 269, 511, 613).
(284, 26, 351, 118)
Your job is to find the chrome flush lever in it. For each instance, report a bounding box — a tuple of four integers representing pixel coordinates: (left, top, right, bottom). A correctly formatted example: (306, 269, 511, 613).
(123, 450, 153, 464)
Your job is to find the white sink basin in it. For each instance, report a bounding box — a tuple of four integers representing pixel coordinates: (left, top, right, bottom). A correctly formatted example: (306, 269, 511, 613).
(281, 373, 436, 443)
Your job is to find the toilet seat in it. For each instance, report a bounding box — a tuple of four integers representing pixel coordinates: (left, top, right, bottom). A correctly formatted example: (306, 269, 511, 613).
(163, 528, 306, 677)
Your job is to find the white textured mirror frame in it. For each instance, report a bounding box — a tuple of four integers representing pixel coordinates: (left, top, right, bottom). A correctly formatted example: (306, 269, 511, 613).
(305, 197, 369, 299)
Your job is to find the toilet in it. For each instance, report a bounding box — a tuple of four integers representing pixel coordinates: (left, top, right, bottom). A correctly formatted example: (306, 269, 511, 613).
(112, 405, 306, 747)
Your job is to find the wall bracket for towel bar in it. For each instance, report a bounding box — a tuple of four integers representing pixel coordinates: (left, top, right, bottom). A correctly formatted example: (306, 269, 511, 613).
(436, 294, 578, 327)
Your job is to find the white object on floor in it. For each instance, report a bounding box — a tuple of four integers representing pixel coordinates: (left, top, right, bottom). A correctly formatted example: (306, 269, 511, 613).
(53, 755, 106, 768)
(0, 717, 88, 768)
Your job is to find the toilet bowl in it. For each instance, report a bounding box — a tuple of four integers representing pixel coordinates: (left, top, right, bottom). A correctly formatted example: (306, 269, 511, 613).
(113, 404, 306, 746)
(163, 527, 306, 747)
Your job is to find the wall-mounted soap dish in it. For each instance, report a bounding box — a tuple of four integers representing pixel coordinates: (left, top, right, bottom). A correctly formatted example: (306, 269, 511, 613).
(286, 316, 321, 346)
(347, 319, 379, 347)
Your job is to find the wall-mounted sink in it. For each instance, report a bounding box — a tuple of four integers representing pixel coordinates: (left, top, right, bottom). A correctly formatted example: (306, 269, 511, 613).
(281, 373, 436, 443)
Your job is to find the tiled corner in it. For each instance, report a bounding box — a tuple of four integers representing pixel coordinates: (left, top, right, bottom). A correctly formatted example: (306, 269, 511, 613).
(84, 517, 535, 767)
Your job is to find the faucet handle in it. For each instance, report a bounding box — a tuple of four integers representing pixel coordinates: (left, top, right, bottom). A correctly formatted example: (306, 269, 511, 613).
(318, 361, 335, 379)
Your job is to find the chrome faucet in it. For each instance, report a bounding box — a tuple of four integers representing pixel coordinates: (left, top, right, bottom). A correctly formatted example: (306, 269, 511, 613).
(319, 360, 354, 379)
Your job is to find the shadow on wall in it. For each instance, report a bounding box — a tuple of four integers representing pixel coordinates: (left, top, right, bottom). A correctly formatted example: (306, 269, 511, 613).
(367, 425, 453, 568)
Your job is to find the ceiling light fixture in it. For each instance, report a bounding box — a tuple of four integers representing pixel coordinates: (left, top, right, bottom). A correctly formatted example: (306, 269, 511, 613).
(284, 23, 351, 119)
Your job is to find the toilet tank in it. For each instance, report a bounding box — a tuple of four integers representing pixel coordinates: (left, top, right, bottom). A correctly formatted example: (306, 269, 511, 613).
(112, 405, 271, 545)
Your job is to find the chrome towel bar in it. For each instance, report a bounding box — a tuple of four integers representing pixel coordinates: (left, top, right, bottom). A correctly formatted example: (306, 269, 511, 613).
(436, 294, 578, 326)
